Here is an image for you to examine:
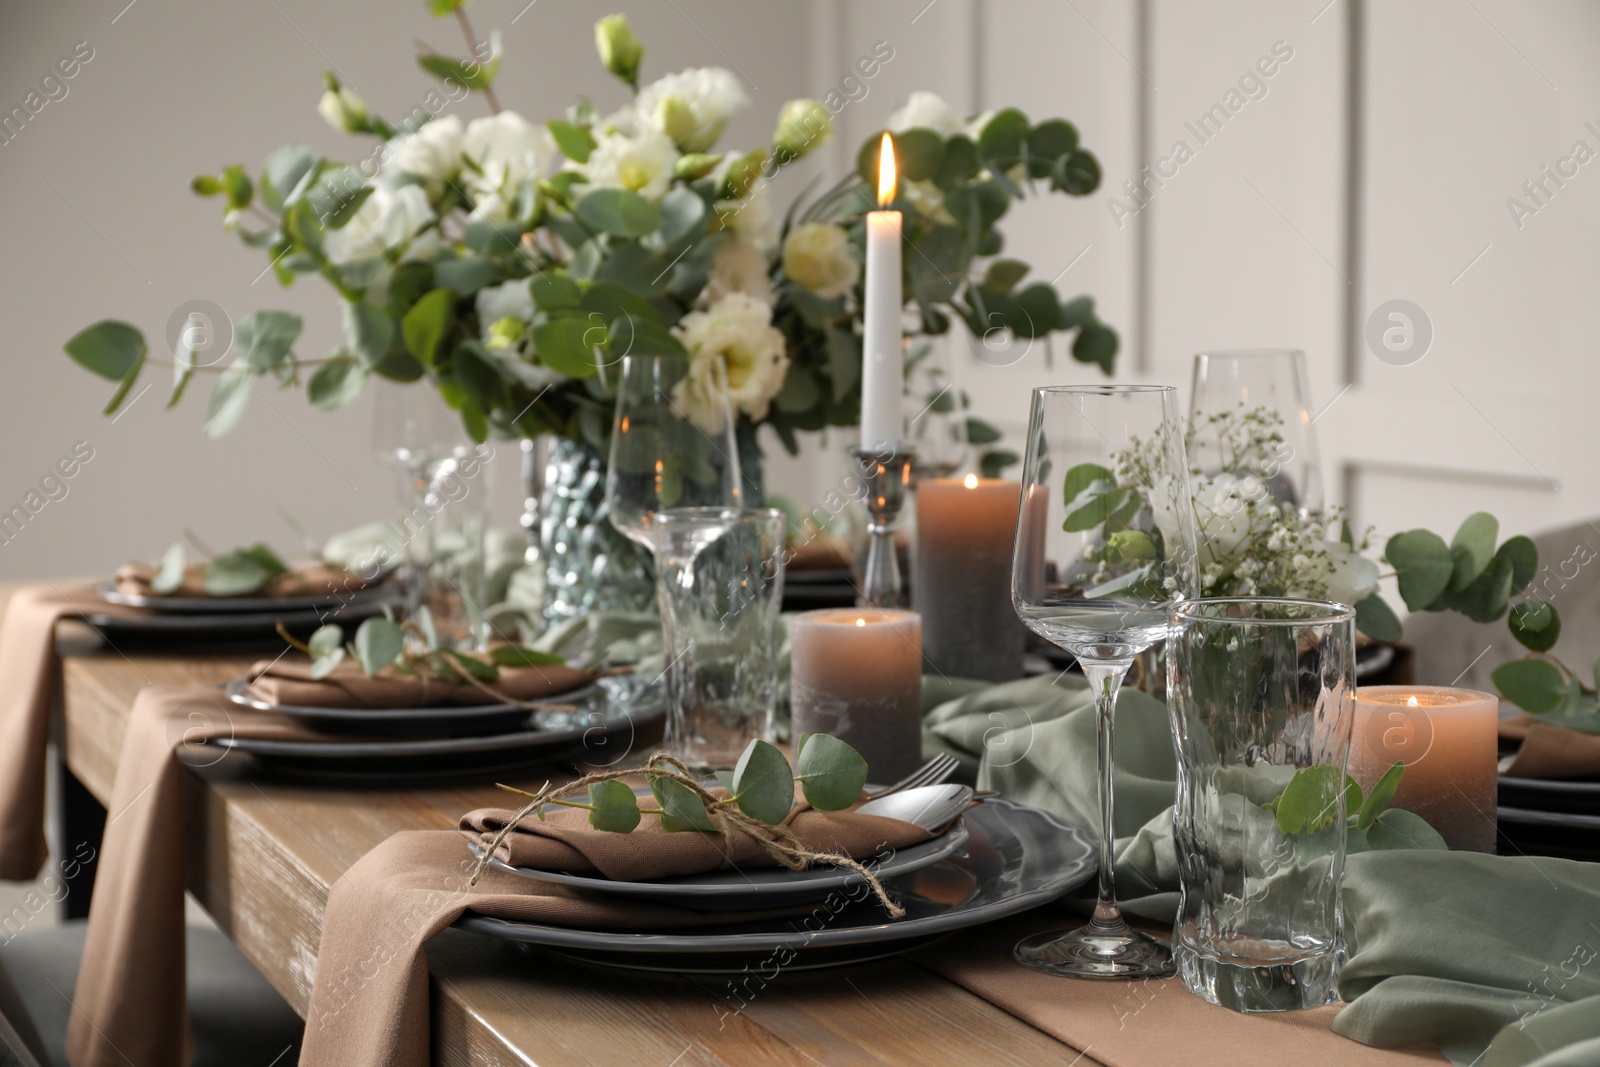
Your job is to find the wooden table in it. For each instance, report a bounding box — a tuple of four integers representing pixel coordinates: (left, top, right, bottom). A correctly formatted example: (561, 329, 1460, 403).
(49, 614, 1097, 1066)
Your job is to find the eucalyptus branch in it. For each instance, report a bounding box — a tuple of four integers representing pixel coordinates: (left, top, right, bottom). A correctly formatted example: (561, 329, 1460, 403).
(455, 7, 502, 115)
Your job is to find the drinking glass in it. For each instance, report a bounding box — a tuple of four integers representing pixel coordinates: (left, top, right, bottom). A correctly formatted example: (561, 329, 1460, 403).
(1167, 598, 1357, 1011)
(654, 508, 785, 766)
(372, 383, 493, 648)
(604, 354, 744, 762)
(1189, 350, 1323, 510)
(1010, 384, 1199, 978)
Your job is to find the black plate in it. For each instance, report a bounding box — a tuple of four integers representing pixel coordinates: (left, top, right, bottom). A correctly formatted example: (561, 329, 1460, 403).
(1498, 775, 1600, 816)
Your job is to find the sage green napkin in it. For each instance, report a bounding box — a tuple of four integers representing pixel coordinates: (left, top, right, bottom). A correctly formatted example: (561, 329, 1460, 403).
(920, 672, 1600, 1067)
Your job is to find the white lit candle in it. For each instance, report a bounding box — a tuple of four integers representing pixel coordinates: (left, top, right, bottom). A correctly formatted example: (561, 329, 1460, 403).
(859, 133, 903, 453)
(1348, 685, 1500, 852)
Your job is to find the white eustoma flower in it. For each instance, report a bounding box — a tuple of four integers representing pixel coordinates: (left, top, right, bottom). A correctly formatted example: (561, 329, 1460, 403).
(636, 67, 749, 152)
(781, 222, 859, 299)
(1322, 541, 1380, 606)
(704, 239, 774, 305)
(322, 184, 438, 266)
(1190, 472, 1271, 566)
(461, 111, 551, 221)
(673, 292, 789, 428)
(585, 128, 679, 203)
(474, 278, 534, 328)
(718, 182, 779, 253)
(887, 91, 964, 137)
(385, 116, 464, 187)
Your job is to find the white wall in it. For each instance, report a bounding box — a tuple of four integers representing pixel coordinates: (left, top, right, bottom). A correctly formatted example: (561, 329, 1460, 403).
(3, 0, 1598, 583)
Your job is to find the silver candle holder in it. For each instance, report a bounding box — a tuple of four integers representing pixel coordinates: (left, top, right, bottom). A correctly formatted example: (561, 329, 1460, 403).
(848, 445, 915, 609)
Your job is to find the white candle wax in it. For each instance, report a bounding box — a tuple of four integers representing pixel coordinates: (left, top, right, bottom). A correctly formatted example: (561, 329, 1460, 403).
(859, 134, 903, 452)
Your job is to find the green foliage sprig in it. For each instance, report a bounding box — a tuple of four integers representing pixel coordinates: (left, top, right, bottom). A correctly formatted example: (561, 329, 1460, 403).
(149, 540, 296, 597)
(1267, 762, 1448, 852)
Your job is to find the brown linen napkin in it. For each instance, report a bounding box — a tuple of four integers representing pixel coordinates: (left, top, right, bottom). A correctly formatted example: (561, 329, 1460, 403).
(1499, 714, 1600, 779)
(66, 687, 331, 1067)
(245, 657, 598, 709)
(113, 560, 371, 600)
(299, 803, 934, 1067)
(911, 914, 1446, 1067)
(0, 583, 143, 881)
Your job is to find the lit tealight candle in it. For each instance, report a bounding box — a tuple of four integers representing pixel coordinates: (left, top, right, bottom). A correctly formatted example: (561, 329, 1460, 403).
(789, 608, 922, 781)
(1348, 685, 1499, 852)
(913, 474, 1025, 681)
(859, 133, 904, 453)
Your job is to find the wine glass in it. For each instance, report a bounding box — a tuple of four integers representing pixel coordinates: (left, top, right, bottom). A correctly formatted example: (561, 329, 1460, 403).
(1010, 384, 1199, 978)
(1189, 349, 1323, 510)
(605, 354, 744, 761)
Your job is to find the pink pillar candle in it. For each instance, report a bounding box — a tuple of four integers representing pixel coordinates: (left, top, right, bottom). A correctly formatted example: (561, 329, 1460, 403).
(1348, 685, 1499, 852)
(913, 475, 1024, 682)
(789, 608, 923, 782)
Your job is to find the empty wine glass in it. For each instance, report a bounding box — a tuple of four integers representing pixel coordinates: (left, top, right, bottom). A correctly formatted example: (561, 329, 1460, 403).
(604, 354, 744, 761)
(1010, 384, 1199, 978)
(1189, 349, 1323, 510)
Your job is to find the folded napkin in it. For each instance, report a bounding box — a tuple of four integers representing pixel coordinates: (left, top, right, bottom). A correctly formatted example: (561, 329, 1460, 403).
(922, 673, 1600, 1067)
(298, 796, 933, 1067)
(786, 535, 851, 571)
(1499, 715, 1600, 780)
(244, 657, 597, 709)
(0, 584, 142, 881)
(112, 560, 370, 600)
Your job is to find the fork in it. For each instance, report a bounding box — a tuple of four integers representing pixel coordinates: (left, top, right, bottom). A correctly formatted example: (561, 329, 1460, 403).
(865, 753, 960, 800)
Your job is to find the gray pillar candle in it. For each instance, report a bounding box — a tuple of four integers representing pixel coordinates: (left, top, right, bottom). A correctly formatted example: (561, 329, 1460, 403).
(912, 475, 1025, 682)
(789, 608, 923, 783)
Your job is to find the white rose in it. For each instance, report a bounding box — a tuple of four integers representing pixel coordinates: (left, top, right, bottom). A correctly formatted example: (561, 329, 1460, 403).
(673, 292, 789, 428)
(636, 67, 749, 152)
(1191, 472, 1271, 566)
(781, 222, 859, 299)
(322, 183, 438, 267)
(385, 116, 463, 187)
(462, 111, 552, 221)
(585, 128, 679, 204)
(887, 91, 964, 137)
(474, 278, 534, 328)
(1322, 542, 1380, 607)
(704, 239, 773, 305)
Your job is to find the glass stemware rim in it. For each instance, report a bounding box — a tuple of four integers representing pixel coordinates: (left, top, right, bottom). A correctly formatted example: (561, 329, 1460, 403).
(1031, 383, 1176, 396)
(652, 505, 782, 526)
(1193, 348, 1307, 359)
(1172, 596, 1356, 626)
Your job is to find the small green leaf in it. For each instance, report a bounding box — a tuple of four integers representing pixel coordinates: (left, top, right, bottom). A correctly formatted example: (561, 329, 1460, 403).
(981, 259, 1029, 294)
(307, 353, 369, 411)
(1365, 808, 1449, 851)
(487, 645, 566, 667)
(1272, 764, 1344, 835)
(1448, 554, 1514, 622)
(151, 543, 187, 595)
(1053, 149, 1101, 195)
(433, 257, 501, 295)
(712, 770, 737, 793)
(191, 175, 222, 197)
(1492, 658, 1568, 715)
(657, 186, 708, 245)
(1064, 485, 1136, 534)
(1357, 762, 1404, 829)
(976, 108, 1029, 165)
(730, 740, 795, 825)
(1385, 529, 1455, 611)
(204, 364, 254, 438)
(795, 734, 868, 812)
(1510, 600, 1561, 652)
(401, 288, 456, 365)
(531, 273, 581, 311)
(308, 624, 344, 657)
(342, 302, 394, 367)
(428, 0, 467, 15)
(964, 417, 1002, 445)
(532, 318, 603, 378)
(1071, 321, 1117, 371)
(235, 310, 303, 373)
(1449, 512, 1499, 591)
(1354, 593, 1403, 644)
(203, 552, 271, 596)
(1497, 535, 1539, 593)
(587, 780, 642, 833)
(440, 647, 498, 681)
(1062, 463, 1115, 505)
(547, 120, 597, 164)
(649, 775, 715, 832)
(309, 647, 346, 680)
(893, 128, 945, 181)
(221, 164, 253, 211)
(65, 321, 146, 381)
(353, 617, 404, 676)
(576, 188, 662, 238)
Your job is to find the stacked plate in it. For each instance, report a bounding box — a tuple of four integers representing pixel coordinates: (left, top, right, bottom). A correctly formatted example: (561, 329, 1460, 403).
(455, 795, 1095, 973)
(195, 674, 666, 784)
(85, 578, 402, 642)
(1498, 757, 1600, 856)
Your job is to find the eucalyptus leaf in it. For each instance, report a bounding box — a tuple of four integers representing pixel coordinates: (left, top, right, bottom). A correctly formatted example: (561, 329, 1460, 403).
(1492, 658, 1567, 715)
(1072, 321, 1117, 371)
(64, 321, 146, 381)
(203, 552, 270, 596)
(235, 311, 303, 373)
(649, 775, 715, 832)
(342, 302, 394, 367)
(401, 288, 456, 365)
(588, 780, 641, 833)
(1272, 764, 1344, 834)
(576, 188, 661, 238)
(1509, 599, 1561, 652)
(1354, 593, 1403, 644)
(204, 364, 254, 438)
(1357, 761, 1404, 829)
(308, 353, 369, 411)
(487, 645, 566, 667)
(533, 318, 603, 378)
(353, 616, 404, 676)
(547, 120, 597, 164)
(1385, 529, 1454, 611)
(309, 646, 346, 680)
(1449, 512, 1498, 591)
(151, 543, 187, 595)
(795, 734, 868, 811)
(730, 740, 795, 824)
(1365, 808, 1449, 851)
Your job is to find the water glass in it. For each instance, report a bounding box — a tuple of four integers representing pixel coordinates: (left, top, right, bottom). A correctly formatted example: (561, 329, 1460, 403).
(1167, 597, 1357, 1012)
(1189, 349, 1323, 510)
(654, 508, 785, 767)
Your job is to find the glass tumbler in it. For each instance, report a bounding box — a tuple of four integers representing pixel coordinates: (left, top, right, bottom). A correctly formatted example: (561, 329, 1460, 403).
(1167, 597, 1357, 1012)
(654, 507, 786, 767)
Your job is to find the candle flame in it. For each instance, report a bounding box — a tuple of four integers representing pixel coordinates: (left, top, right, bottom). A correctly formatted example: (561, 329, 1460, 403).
(877, 133, 897, 206)
(855, 617, 866, 627)
(1407, 695, 1419, 707)
(963, 473, 979, 489)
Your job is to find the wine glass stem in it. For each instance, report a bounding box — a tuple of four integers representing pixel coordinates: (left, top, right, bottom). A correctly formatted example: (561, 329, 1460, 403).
(1080, 658, 1132, 935)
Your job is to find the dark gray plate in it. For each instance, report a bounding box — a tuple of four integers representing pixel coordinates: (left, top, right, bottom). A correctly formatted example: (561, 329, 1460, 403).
(221, 677, 584, 738)
(95, 576, 399, 614)
(476, 817, 971, 911)
(454, 797, 1094, 972)
(1499, 774, 1600, 816)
